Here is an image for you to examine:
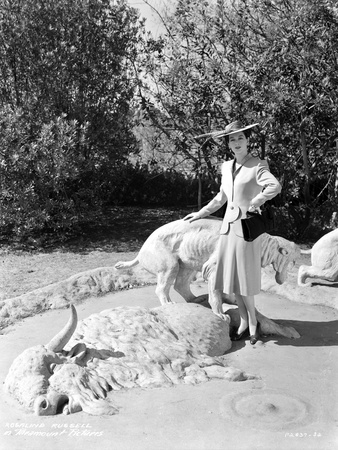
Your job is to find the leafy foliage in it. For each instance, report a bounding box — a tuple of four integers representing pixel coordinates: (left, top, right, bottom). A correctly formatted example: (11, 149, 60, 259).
(136, 0, 338, 238)
(103, 161, 220, 210)
(223, 0, 338, 235)
(0, 0, 142, 238)
(0, 109, 93, 236)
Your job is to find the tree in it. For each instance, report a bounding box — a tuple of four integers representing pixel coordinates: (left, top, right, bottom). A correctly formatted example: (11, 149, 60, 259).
(137, 0, 338, 236)
(134, 0, 237, 208)
(0, 0, 143, 236)
(220, 0, 338, 235)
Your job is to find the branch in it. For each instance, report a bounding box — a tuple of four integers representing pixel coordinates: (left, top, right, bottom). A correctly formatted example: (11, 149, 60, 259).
(141, 0, 174, 39)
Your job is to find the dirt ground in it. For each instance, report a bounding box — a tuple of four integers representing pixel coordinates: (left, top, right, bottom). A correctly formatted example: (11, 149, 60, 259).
(0, 207, 186, 300)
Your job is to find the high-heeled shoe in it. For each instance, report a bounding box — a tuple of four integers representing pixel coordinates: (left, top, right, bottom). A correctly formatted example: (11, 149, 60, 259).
(231, 326, 249, 341)
(250, 322, 261, 345)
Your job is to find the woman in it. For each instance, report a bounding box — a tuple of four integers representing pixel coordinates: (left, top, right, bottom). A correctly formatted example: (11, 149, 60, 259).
(184, 120, 281, 344)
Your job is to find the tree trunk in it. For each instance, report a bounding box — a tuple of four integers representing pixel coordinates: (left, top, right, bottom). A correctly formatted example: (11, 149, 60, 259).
(299, 125, 311, 205)
(331, 140, 338, 227)
(197, 171, 202, 210)
(334, 140, 338, 196)
(299, 123, 312, 235)
(260, 133, 266, 159)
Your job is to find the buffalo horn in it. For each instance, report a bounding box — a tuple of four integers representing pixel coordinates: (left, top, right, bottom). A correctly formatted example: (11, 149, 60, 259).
(46, 304, 78, 352)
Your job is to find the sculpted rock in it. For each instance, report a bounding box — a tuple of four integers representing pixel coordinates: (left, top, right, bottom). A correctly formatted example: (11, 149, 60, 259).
(298, 229, 338, 287)
(0, 265, 155, 330)
(115, 218, 300, 314)
(4, 303, 253, 416)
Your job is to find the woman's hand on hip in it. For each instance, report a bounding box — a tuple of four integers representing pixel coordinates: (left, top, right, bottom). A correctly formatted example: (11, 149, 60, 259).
(248, 204, 259, 213)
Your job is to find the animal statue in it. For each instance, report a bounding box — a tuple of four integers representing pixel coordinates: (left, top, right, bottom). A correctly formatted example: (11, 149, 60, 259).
(115, 218, 300, 315)
(4, 303, 255, 416)
(298, 228, 338, 286)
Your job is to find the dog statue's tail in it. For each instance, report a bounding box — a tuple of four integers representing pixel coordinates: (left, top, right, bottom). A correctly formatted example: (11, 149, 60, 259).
(115, 257, 139, 270)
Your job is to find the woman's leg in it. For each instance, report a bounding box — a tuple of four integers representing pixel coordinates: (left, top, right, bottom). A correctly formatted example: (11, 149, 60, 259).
(235, 294, 249, 334)
(242, 295, 257, 336)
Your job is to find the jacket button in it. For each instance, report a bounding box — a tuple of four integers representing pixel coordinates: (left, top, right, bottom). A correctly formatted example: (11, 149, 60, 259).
(230, 206, 234, 210)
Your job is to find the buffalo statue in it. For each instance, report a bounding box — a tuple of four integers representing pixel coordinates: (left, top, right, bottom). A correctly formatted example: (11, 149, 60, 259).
(4, 303, 254, 416)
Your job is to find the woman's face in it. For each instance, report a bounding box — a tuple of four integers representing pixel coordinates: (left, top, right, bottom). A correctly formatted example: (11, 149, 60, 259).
(228, 131, 249, 158)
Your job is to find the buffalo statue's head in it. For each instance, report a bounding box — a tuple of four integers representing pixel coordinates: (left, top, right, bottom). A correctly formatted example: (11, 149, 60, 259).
(4, 305, 115, 416)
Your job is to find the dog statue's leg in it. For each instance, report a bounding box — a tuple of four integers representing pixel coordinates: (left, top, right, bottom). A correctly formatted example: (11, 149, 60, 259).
(174, 267, 197, 302)
(155, 266, 179, 304)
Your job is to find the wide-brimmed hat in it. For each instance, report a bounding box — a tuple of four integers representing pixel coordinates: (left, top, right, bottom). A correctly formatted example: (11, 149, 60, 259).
(194, 120, 259, 139)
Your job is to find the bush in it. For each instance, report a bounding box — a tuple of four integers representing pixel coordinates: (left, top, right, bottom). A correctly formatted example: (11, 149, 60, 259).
(0, 108, 100, 238)
(106, 162, 220, 208)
